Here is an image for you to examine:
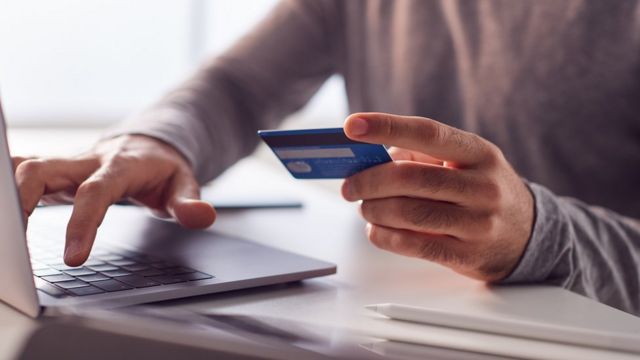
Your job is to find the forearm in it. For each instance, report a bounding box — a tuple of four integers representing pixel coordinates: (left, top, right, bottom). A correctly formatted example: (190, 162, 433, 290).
(502, 182, 640, 314)
(107, 0, 337, 183)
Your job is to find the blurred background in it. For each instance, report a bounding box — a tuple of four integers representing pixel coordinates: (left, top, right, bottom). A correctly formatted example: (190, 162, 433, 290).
(0, 0, 347, 132)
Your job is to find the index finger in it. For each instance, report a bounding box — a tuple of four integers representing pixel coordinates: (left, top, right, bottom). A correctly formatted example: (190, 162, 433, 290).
(64, 168, 127, 266)
(344, 113, 496, 167)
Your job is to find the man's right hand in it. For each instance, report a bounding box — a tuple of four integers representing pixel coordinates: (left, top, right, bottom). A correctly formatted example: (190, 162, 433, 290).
(12, 135, 217, 267)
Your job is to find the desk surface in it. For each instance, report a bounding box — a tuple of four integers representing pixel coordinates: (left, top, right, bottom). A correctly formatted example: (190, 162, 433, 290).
(4, 129, 640, 359)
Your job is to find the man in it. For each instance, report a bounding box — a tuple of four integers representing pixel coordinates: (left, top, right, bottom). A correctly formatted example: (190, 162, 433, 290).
(12, 1, 640, 314)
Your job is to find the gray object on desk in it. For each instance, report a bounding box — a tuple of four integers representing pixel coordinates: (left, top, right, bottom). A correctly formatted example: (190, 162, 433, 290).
(367, 303, 640, 355)
(113, 198, 304, 210)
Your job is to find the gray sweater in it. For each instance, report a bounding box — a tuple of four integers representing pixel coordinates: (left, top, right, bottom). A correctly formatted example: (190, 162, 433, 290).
(113, 1, 640, 314)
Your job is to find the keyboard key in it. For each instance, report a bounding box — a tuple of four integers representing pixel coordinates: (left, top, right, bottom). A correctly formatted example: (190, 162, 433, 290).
(148, 276, 184, 285)
(83, 259, 106, 266)
(92, 279, 134, 292)
(164, 267, 195, 275)
(121, 264, 150, 272)
(101, 269, 132, 277)
(88, 248, 110, 256)
(118, 249, 142, 258)
(41, 274, 74, 283)
(77, 273, 110, 282)
(56, 280, 89, 289)
(87, 264, 118, 272)
(33, 268, 62, 277)
(128, 254, 158, 262)
(34, 255, 60, 263)
(176, 272, 214, 281)
(63, 268, 96, 277)
(108, 259, 136, 266)
(49, 263, 81, 271)
(150, 262, 177, 269)
(136, 268, 165, 277)
(34, 278, 67, 298)
(98, 254, 124, 261)
(67, 286, 105, 296)
(30, 262, 51, 271)
(116, 275, 160, 288)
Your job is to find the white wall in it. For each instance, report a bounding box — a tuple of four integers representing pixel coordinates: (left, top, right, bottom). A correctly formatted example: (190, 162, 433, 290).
(0, 0, 347, 127)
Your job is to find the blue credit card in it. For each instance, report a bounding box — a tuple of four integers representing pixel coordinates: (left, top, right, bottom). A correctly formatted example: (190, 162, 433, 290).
(258, 127, 392, 179)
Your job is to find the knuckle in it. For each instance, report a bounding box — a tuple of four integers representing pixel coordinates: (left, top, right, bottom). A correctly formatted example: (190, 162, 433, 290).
(359, 201, 374, 221)
(457, 132, 482, 154)
(353, 171, 383, 198)
(388, 231, 411, 253)
(11, 156, 26, 172)
(367, 225, 407, 254)
(350, 175, 364, 194)
(480, 140, 505, 166)
(380, 114, 398, 139)
(383, 117, 394, 138)
(101, 157, 137, 180)
(367, 225, 387, 249)
(346, 175, 363, 198)
(481, 180, 503, 209)
(76, 179, 108, 197)
(418, 121, 441, 143)
(435, 125, 454, 145)
(474, 212, 499, 238)
(16, 159, 45, 177)
(382, 114, 421, 140)
(450, 130, 467, 149)
(106, 153, 140, 171)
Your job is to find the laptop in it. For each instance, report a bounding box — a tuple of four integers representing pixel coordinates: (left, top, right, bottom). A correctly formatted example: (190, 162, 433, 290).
(0, 98, 336, 318)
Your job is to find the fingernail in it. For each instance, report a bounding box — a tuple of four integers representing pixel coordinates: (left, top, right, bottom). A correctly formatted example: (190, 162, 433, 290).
(348, 117, 369, 136)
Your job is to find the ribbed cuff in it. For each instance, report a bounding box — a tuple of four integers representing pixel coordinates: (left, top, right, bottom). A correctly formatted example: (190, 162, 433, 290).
(501, 182, 570, 284)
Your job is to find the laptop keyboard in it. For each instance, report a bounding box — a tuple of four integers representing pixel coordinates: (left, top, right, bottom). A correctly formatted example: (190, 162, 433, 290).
(29, 241, 214, 298)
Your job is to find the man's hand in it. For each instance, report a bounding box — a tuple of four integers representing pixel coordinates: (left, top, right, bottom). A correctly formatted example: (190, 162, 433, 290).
(342, 113, 534, 282)
(12, 135, 216, 267)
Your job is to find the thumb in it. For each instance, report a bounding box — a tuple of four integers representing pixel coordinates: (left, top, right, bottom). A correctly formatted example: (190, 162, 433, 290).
(166, 170, 216, 229)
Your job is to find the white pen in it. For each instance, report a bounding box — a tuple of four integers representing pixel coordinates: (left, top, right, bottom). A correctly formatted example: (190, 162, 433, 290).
(365, 303, 640, 354)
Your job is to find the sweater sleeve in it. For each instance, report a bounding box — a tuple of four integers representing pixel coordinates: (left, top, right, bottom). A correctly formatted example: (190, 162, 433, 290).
(105, 0, 338, 183)
(502, 182, 640, 315)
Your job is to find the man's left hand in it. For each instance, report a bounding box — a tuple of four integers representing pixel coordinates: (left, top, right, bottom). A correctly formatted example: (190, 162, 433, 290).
(342, 112, 534, 282)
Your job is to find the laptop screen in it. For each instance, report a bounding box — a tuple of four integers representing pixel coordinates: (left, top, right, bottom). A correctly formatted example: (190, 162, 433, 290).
(0, 97, 41, 317)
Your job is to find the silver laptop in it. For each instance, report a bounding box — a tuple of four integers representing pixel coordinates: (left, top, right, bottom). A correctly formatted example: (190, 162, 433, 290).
(0, 98, 336, 318)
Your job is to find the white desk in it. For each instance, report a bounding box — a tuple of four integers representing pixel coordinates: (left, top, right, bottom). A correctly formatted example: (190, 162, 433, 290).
(3, 129, 640, 359)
